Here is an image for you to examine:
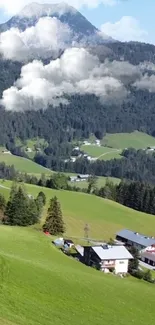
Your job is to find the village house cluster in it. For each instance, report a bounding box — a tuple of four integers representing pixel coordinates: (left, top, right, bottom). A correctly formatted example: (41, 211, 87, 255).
(53, 228, 155, 275)
(116, 229, 155, 267)
(65, 140, 101, 164)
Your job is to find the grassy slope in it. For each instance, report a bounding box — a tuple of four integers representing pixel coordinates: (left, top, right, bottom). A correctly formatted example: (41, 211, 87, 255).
(0, 226, 155, 325)
(81, 145, 122, 160)
(1, 180, 155, 240)
(0, 153, 51, 175)
(102, 131, 155, 149)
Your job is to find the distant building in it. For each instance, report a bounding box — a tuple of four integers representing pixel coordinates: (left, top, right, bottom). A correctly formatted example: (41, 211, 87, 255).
(83, 141, 91, 146)
(26, 147, 33, 153)
(87, 157, 97, 162)
(27, 194, 34, 199)
(83, 244, 133, 274)
(36, 147, 41, 152)
(95, 139, 101, 146)
(70, 174, 90, 182)
(73, 146, 80, 151)
(53, 238, 64, 247)
(69, 176, 78, 182)
(70, 157, 76, 163)
(2, 150, 11, 154)
(78, 174, 90, 181)
(116, 229, 155, 251)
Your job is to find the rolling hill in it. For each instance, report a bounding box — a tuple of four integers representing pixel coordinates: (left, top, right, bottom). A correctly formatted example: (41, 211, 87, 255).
(0, 150, 52, 175)
(102, 131, 155, 149)
(1, 180, 155, 240)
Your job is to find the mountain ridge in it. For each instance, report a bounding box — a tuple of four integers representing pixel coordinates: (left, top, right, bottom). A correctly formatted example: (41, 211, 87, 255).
(0, 2, 114, 43)
(0, 2, 98, 37)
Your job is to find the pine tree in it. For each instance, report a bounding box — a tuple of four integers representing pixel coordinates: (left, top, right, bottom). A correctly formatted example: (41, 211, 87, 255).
(87, 175, 97, 194)
(37, 192, 46, 206)
(43, 196, 65, 235)
(27, 199, 39, 225)
(5, 186, 40, 226)
(0, 193, 6, 211)
(0, 193, 6, 222)
(5, 186, 29, 226)
(35, 193, 45, 220)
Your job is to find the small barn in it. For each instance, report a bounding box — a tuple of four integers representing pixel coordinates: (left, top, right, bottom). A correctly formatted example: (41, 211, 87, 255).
(64, 239, 74, 248)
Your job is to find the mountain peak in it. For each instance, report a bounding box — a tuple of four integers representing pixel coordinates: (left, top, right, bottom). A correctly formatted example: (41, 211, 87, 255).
(19, 2, 76, 18)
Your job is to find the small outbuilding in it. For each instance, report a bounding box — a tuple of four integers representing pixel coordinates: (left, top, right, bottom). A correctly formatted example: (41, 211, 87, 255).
(64, 239, 74, 248)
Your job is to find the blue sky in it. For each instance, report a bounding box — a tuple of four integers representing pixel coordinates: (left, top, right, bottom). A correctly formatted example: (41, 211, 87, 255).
(0, 0, 154, 44)
(81, 0, 155, 44)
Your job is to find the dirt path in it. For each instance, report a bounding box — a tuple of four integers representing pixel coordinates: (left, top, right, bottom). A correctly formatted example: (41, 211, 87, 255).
(97, 149, 121, 159)
(0, 184, 10, 190)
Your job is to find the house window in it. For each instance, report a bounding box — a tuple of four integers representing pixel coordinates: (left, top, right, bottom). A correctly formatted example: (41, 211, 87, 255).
(119, 261, 125, 264)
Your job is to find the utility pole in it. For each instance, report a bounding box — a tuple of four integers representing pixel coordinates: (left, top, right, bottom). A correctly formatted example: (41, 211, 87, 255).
(84, 223, 90, 244)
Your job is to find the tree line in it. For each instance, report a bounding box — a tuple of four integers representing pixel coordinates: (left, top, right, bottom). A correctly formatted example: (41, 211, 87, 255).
(96, 179, 155, 216)
(2, 160, 155, 215)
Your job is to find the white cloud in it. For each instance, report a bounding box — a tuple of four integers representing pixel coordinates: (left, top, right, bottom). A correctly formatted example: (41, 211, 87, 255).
(100, 16, 149, 43)
(1, 47, 128, 111)
(0, 0, 118, 16)
(133, 74, 155, 93)
(0, 16, 71, 61)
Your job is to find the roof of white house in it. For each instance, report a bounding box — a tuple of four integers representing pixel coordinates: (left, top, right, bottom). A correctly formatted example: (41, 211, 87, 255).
(116, 229, 155, 247)
(92, 245, 133, 260)
(75, 245, 84, 257)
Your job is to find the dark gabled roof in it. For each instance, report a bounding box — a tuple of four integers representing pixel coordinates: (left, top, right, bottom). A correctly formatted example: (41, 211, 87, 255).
(116, 229, 155, 248)
(64, 239, 74, 244)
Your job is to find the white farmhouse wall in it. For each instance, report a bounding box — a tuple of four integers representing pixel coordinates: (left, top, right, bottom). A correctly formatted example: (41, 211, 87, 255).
(115, 259, 129, 274)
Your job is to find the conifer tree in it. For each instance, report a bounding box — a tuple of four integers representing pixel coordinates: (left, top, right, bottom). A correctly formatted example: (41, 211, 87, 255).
(0, 193, 6, 222)
(5, 185, 40, 226)
(43, 196, 65, 235)
(5, 186, 29, 226)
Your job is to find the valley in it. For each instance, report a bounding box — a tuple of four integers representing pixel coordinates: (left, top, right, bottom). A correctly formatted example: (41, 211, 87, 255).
(0, 2, 155, 325)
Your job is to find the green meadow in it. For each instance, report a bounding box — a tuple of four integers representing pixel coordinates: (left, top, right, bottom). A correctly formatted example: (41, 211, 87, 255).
(102, 131, 155, 149)
(81, 145, 122, 160)
(1, 180, 155, 240)
(0, 225, 155, 325)
(0, 181, 155, 325)
(0, 151, 51, 175)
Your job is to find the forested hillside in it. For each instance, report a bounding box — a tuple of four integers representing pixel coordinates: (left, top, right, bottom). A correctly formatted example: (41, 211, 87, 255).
(1, 7, 155, 172)
(1, 42, 155, 148)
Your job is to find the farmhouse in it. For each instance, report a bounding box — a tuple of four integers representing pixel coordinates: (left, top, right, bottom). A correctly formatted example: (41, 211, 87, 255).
(83, 244, 133, 274)
(78, 174, 90, 181)
(69, 176, 78, 182)
(116, 229, 155, 251)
